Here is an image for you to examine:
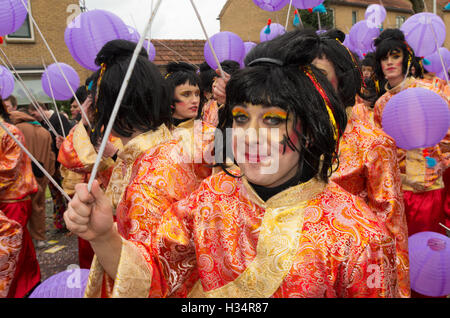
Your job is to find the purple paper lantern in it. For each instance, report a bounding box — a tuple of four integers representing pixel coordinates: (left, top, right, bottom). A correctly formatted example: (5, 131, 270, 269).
(401, 13, 446, 58)
(0, 66, 15, 99)
(381, 87, 450, 150)
(349, 20, 380, 54)
(436, 69, 450, 81)
(252, 0, 289, 11)
(409, 231, 450, 297)
(244, 42, 257, 57)
(144, 40, 156, 62)
(260, 23, 286, 42)
(424, 47, 450, 74)
(65, 10, 131, 71)
(204, 31, 245, 70)
(0, 0, 28, 36)
(292, 0, 324, 9)
(29, 268, 90, 298)
(42, 63, 80, 101)
(365, 4, 386, 28)
(127, 26, 141, 43)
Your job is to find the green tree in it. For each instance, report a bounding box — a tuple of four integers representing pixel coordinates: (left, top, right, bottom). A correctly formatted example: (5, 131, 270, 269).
(297, 0, 334, 30)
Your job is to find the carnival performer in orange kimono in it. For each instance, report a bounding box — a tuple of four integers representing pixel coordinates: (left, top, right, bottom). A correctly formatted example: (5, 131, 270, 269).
(65, 31, 399, 298)
(310, 29, 409, 298)
(0, 210, 22, 298)
(63, 39, 205, 274)
(58, 91, 123, 269)
(0, 101, 40, 298)
(372, 29, 450, 239)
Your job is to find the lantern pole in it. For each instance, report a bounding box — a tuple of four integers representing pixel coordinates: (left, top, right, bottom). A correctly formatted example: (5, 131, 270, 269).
(41, 57, 67, 138)
(87, 0, 163, 192)
(285, 0, 293, 30)
(189, 0, 226, 79)
(0, 120, 71, 201)
(0, 50, 60, 137)
(19, 0, 92, 130)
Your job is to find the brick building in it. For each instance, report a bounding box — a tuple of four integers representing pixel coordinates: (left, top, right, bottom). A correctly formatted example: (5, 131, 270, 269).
(2, 0, 91, 106)
(219, 0, 450, 48)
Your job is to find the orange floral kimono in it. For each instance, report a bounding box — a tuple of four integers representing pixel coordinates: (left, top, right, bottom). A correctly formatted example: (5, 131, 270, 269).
(0, 119, 39, 298)
(58, 121, 123, 197)
(351, 103, 375, 127)
(331, 108, 409, 297)
(373, 77, 450, 236)
(85, 169, 399, 298)
(0, 210, 22, 298)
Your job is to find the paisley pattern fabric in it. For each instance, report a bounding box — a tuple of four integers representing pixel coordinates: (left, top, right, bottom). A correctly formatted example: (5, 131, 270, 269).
(58, 121, 123, 196)
(351, 103, 375, 127)
(0, 119, 37, 201)
(201, 100, 220, 128)
(86, 169, 399, 298)
(331, 109, 409, 297)
(374, 77, 450, 193)
(0, 210, 22, 298)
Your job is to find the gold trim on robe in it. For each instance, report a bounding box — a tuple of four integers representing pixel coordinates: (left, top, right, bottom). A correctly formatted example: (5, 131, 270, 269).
(189, 176, 326, 298)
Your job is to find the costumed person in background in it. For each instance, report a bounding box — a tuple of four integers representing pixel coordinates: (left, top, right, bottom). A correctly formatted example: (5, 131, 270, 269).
(0, 210, 22, 298)
(9, 104, 55, 249)
(64, 40, 207, 290)
(69, 84, 90, 126)
(27, 102, 73, 233)
(311, 29, 409, 297)
(372, 30, 450, 280)
(165, 61, 216, 183)
(3, 95, 18, 113)
(203, 60, 241, 128)
(65, 31, 399, 298)
(0, 99, 40, 298)
(198, 61, 216, 105)
(362, 52, 375, 80)
(58, 80, 122, 269)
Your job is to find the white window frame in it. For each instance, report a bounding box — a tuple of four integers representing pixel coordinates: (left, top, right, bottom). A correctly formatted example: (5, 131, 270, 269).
(6, 1, 35, 43)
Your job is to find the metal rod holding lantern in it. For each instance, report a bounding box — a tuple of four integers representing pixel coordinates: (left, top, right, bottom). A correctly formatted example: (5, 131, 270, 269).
(87, 0, 163, 192)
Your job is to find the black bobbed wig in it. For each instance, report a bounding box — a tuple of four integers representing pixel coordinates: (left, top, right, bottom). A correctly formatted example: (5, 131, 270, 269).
(373, 29, 423, 82)
(90, 39, 172, 145)
(217, 29, 347, 183)
(316, 29, 363, 108)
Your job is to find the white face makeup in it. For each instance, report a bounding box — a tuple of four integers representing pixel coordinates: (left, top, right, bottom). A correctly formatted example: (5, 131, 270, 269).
(231, 103, 301, 188)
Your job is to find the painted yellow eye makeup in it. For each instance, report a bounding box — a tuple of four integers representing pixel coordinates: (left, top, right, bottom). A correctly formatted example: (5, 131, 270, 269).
(232, 107, 249, 118)
(262, 110, 288, 121)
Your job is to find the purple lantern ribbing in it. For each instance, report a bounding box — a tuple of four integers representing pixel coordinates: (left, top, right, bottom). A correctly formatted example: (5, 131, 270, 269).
(204, 31, 245, 70)
(127, 26, 141, 43)
(252, 0, 289, 11)
(365, 4, 386, 28)
(291, 0, 324, 9)
(424, 47, 450, 74)
(260, 23, 286, 42)
(42, 63, 80, 101)
(29, 269, 90, 298)
(244, 42, 257, 57)
(349, 20, 380, 54)
(0, 66, 15, 99)
(409, 231, 450, 297)
(0, 0, 28, 36)
(65, 10, 131, 71)
(381, 87, 450, 150)
(144, 40, 156, 62)
(400, 12, 446, 57)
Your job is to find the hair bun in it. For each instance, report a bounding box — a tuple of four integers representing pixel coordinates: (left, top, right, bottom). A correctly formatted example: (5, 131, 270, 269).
(280, 29, 320, 66)
(374, 29, 405, 47)
(166, 62, 197, 74)
(321, 29, 346, 43)
(95, 39, 149, 66)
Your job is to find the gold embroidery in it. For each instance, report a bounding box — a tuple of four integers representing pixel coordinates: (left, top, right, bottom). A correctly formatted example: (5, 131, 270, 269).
(189, 176, 326, 298)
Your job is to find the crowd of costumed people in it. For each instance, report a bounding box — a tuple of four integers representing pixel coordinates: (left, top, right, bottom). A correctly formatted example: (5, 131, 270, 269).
(0, 0, 449, 299)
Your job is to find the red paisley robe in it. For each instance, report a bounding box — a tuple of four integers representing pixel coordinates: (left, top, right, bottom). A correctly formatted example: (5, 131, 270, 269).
(85, 169, 399, 298)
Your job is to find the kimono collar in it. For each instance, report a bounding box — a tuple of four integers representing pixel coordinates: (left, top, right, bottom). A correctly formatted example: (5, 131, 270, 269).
(238, 168, 326, 210)
(385, 77, 416, 95)
(117, 124, 173, 164)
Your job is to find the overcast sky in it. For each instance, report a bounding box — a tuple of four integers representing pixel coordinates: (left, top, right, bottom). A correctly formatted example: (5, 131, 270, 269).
(84, 0, 228, 39)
